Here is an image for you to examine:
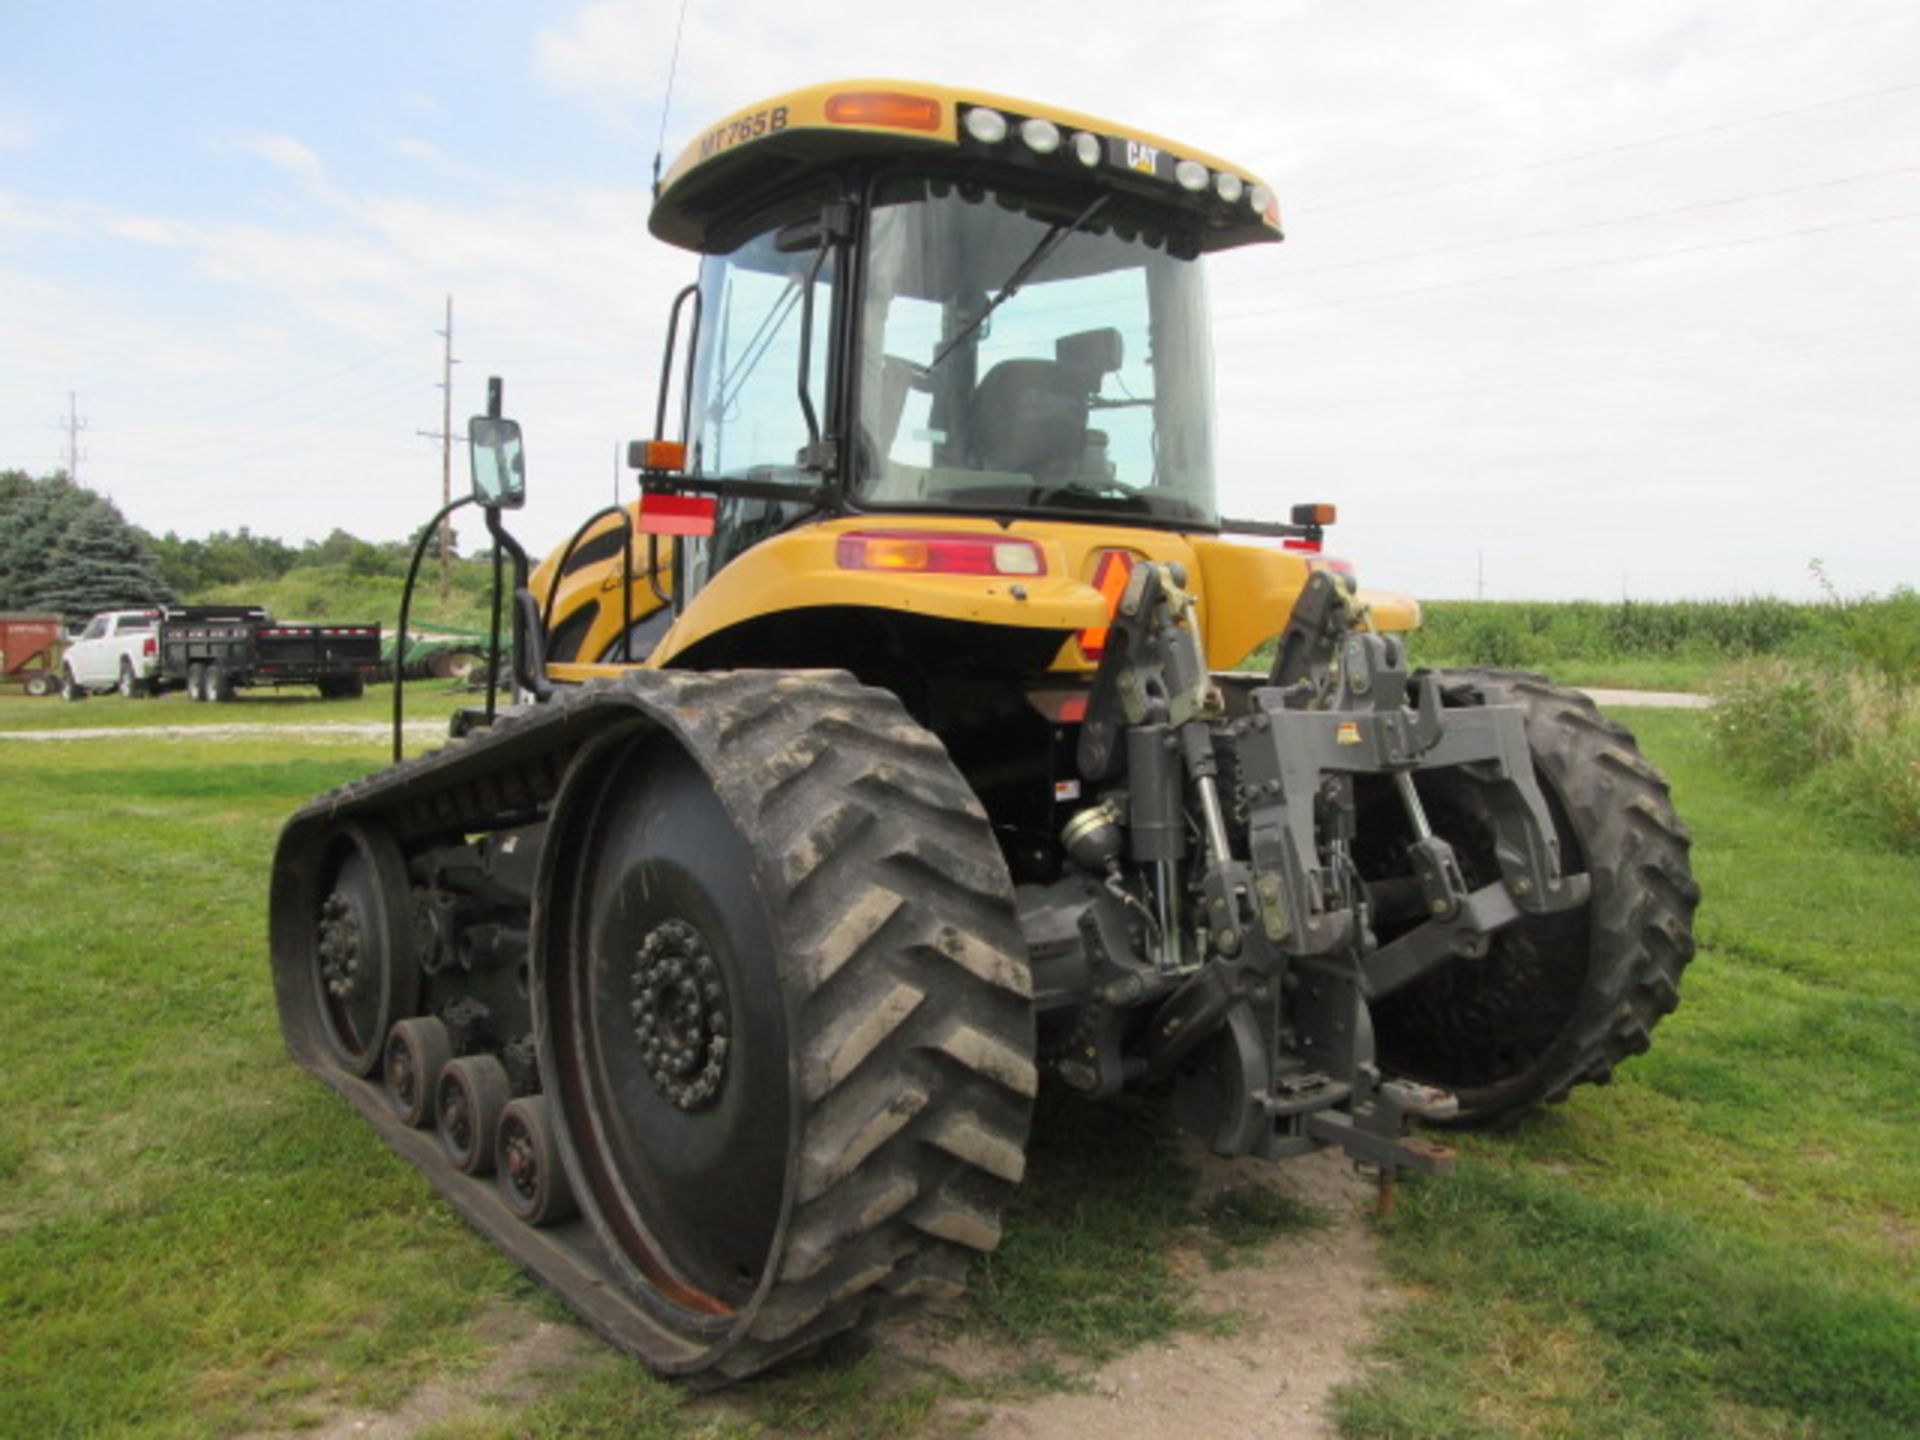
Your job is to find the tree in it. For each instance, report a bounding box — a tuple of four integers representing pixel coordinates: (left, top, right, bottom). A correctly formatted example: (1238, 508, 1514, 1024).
(0, 473, 91, 611)
(16, 487, 175, 619)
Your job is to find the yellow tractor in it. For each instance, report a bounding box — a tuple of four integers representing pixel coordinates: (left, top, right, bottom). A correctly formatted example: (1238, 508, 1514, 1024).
(270, 81, 1697, 1381)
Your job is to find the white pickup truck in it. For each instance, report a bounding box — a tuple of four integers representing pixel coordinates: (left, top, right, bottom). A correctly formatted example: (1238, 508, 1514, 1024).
(60, 608, 162, 699)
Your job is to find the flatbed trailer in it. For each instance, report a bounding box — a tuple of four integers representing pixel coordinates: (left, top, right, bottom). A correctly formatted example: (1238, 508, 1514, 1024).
(159, 605, 381, 701)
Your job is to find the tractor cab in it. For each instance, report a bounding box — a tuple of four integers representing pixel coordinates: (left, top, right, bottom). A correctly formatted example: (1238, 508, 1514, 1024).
(654, 83, 1279, 603)
(533, 82, 1340, 678)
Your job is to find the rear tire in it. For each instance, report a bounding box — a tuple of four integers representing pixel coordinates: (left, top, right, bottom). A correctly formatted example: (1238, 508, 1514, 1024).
(1369, 671, 1698, 1128)
(206, 661, 234, 703)
(537, 671, 1035, 1380)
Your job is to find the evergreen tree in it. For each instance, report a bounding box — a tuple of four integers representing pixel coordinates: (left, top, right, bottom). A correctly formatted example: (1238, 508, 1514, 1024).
(0, 474, 90, 611)
(24, 492, 176, 618)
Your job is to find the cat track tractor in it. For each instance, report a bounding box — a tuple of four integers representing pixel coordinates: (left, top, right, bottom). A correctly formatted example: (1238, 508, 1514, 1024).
(269, 81, 1698, 1382)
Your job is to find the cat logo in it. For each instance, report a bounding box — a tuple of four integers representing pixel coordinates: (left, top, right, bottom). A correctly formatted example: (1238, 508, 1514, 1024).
(1125, 140, 1160, 174)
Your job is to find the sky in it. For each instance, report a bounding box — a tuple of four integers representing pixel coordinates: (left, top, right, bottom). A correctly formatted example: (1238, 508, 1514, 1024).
(1, 0, 1915, 602)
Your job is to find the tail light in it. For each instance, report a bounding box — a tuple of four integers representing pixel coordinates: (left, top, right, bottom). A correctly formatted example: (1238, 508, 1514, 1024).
(143, 637, 157, 657)
(835, 531, 1044, 576)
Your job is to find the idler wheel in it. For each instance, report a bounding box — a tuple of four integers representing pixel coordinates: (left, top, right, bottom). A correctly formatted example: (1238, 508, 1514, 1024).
(306, 822, 418, 1077)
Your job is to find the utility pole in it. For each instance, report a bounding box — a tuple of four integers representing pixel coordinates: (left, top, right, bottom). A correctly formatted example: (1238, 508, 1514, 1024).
(415, 297, 459, 603)
(61, 391, 88, 486)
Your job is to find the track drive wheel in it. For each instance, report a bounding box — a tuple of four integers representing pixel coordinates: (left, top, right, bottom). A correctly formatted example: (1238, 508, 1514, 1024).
(1370, 670, 1699, 1128)
(436, 1054, 512, 1174)
(497, 1094, 576, 1225)
(385, 1016, 452, 1127)
(537, 672, 1036, 1380)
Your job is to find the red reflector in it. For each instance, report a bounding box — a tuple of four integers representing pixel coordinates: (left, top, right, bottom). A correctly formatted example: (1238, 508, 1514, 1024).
(1078, 549, 1137, 661)
(835, 530, 1045, 576)
(1283, 538, 1322, 555)
(638, 493, 716, 537)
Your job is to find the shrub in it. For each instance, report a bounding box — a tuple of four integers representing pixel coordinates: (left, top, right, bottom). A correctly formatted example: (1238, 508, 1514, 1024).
(1710, 660, 1920, 853)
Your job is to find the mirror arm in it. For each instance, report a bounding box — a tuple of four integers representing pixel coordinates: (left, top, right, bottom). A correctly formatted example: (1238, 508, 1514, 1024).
(795, 241, 829, 462)
(484, 506, 553, 701)
(485, 532, 504, 724)
(394, 494, 476, 764)
(654, 284, 701, 443)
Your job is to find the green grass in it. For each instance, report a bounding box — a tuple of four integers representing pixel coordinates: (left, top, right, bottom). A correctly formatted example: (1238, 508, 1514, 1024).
(1335, 710, 1920, 1439)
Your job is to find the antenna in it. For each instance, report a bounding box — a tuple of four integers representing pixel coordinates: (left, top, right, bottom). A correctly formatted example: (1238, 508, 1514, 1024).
(650, 0, 693, 198)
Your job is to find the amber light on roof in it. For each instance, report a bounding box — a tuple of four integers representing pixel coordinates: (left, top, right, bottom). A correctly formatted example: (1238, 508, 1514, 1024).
(824, 90, 943, 132)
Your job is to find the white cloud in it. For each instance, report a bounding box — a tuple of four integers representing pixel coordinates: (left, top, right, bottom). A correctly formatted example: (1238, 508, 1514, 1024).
(0, 119, 31, 151)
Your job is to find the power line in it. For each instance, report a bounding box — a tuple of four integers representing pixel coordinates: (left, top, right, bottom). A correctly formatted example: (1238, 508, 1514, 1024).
(1301, 77, 1920, 216)
(1228, 163, 1920, 286)
(1222, 207, 1920, 320)
(1235, 319, 1920, 412)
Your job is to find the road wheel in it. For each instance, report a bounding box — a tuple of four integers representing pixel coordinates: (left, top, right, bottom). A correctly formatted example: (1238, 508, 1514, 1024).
(60, 666, 86, 702)
(436, 1055, 513, 1175)
(385, 1016, 453, 1128)
(1369, 670, 1699, 1128)
(23, 672, 53, 698)
(206, 661, 234, 703)
(117, 659, 148, 698)
(536, 671, 1035, 1380)
(187, 663, 206, 702)
(497, 1095, 576, 1225)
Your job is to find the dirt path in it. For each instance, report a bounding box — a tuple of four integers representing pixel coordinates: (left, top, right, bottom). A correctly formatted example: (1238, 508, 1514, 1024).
(0, 688, 1711, 744)
(0, 721, 448, 742)
(892, 1145, 1389, 1440)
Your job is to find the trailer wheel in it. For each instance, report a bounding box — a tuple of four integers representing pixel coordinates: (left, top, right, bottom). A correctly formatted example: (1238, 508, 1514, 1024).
(206, 661, 235, 703)
(187, 663, 206, 702)
(23, 673, 53, 698)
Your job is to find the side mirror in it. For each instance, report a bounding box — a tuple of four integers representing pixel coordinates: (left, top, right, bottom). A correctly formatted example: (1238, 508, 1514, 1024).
(468, 416, 525, 509)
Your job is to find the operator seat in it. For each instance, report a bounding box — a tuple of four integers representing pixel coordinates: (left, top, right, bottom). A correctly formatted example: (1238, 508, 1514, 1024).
(968, 327, 1125, 481)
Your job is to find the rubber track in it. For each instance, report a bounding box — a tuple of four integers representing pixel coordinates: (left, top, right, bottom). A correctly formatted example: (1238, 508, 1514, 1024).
(270, 670, 1035, 1382)
(1381, 669, 1700, 1128)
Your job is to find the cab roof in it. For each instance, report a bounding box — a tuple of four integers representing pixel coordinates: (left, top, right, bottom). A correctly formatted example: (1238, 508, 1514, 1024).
(650, 79, 1282, 255)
